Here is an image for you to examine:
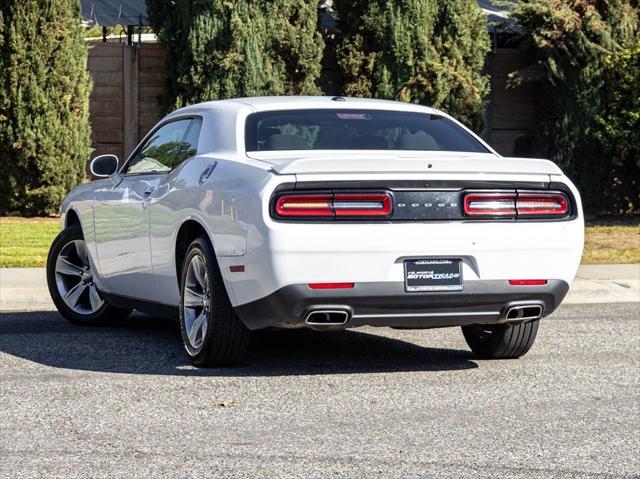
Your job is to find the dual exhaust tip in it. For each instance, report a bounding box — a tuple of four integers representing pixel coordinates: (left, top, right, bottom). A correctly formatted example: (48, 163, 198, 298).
(503, 304, 543, 322)
(305, 309, 350, 330)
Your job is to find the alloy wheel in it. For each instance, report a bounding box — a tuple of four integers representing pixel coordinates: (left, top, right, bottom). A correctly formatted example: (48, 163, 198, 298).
(182, 254, 211, 350)
(54, 239, 104, 315)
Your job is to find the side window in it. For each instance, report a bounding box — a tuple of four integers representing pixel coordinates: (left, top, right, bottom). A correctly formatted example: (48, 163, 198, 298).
(175, 118, 202, 165)
(124, 119, 191, 175)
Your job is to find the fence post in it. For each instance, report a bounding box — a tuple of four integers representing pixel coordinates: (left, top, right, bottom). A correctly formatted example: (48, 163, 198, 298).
(123, 45, 139, 158)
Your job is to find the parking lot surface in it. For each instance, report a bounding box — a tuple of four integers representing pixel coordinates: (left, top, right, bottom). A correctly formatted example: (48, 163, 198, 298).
(0, 302, 638, 478)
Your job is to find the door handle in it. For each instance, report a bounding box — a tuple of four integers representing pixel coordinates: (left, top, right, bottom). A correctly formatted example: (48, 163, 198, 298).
(143, 184, 155, 195)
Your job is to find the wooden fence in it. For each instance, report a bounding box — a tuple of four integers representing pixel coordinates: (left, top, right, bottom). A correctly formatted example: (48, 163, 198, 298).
(86, 43, 537, 161)
(87, 42, 165, 163)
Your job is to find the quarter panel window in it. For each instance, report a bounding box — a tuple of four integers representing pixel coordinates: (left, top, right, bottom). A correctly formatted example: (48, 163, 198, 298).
(125, 119, 192, 175)
(175, 118, 202, 165)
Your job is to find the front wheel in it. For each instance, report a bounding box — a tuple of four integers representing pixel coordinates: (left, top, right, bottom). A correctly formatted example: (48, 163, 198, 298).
(462, 320, 539, 359)
(46, 224, 131, 324)
(179, 236, 250, 367)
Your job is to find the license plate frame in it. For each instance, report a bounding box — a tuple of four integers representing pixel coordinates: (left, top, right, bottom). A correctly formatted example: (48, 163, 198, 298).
(404, 258, 463, 292)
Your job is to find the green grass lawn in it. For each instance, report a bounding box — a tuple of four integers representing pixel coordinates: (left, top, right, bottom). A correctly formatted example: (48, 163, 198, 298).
(0, 217, 638, 268)
(0, 217, 60, 268)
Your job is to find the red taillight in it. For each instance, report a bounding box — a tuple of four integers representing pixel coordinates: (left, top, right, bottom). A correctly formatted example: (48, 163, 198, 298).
(274, 193, 392, 218)
(275, 194, 333, 217)
(464, 193, 517, 217)
(464, 192, 569, 218)
(509, 279, 548, 286)
(308, 282, 354, 289)
(516, 193, 568, 216)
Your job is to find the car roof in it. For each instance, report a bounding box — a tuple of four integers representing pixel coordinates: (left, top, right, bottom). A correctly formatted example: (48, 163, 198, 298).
(169, 96, 442, 116)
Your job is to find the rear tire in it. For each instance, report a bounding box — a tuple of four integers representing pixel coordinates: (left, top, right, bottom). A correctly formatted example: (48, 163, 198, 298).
(47, 224, 131, 325)
(179, 236, 250, 367)
(462, 320, 539, 359)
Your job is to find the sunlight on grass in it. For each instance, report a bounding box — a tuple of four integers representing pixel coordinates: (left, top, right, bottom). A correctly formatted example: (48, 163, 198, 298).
(582, 224, 639, 264)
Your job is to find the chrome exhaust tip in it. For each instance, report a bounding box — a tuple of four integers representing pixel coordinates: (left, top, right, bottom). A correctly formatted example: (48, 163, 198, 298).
(305, 310, 350, 330)
(503, 304, 544, 322)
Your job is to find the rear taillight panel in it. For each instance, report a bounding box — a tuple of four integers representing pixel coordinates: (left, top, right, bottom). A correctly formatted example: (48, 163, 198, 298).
(463, 191, 571, 220)
(273, 192, 392, 219)
(271, 188, 573, 221)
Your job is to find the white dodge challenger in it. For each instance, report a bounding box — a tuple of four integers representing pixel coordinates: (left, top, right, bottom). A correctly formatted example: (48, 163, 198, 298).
(47, 96, 584, 366)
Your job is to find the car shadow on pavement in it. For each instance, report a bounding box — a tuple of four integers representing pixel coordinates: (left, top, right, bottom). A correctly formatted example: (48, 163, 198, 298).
(0, 311, 478, 376)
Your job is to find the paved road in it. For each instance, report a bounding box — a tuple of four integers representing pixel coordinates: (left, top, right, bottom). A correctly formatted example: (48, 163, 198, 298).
(0, 303, 638, 478)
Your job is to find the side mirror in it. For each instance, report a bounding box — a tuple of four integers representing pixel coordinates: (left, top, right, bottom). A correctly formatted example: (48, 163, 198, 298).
(90, 154, 119, 178)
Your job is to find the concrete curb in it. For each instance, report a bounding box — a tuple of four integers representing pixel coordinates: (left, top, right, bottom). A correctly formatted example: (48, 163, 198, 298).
(1, 265, 638, 312)
(565, 264, 639, 305)
(0, 268, 52, 312)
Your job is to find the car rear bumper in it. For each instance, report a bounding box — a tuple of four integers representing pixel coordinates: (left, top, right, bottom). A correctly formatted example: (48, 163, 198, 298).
(219, 214, 584, 309)
(233, 279, 570, 330)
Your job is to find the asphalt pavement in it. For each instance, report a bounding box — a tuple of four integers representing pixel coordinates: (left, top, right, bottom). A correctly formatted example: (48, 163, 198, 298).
(0, 302, 638, 478)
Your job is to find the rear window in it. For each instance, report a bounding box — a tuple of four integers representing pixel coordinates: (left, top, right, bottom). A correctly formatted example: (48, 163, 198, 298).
(245, 109, 488, 153)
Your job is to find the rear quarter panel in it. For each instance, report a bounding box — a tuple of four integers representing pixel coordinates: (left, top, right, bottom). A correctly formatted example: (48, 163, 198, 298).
(147, 155, 287, 306)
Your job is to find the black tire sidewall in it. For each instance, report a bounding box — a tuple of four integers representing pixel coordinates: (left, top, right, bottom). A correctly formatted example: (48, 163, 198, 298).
(462, 320, 539, 359)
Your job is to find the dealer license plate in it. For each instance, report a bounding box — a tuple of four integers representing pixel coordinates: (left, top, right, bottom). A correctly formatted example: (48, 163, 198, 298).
(404, 258, 463, 292)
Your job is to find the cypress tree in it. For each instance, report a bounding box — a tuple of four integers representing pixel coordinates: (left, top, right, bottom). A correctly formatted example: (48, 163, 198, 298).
(0, 0, 92, 216)
(147, 0, 324, 111)
(334, 0, 491, 131)
(509, 0, 639, 213)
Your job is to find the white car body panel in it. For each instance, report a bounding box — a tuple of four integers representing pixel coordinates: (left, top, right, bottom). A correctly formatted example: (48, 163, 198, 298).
(214, 171, 584, 307)
(58, 96, 584, 330)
